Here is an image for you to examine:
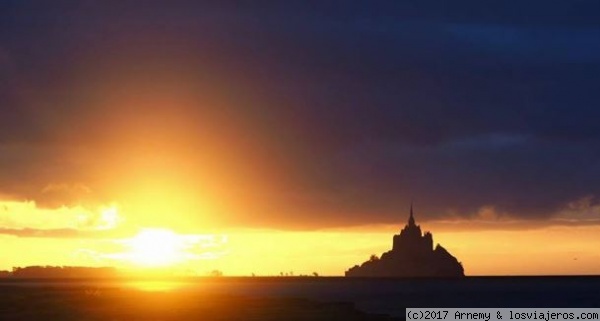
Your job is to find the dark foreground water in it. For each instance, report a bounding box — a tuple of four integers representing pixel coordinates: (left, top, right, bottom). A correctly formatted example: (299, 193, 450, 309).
(1, 276, 599, 319)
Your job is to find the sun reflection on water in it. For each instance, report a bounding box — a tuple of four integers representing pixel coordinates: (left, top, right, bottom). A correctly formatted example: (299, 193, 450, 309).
(125, 280, 183, 292)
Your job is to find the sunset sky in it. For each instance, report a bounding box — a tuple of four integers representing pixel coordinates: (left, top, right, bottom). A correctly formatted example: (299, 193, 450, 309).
(1, 1, 600, 276)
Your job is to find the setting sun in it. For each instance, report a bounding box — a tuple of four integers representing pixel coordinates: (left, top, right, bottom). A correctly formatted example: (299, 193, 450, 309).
(126, 229, 185, 267)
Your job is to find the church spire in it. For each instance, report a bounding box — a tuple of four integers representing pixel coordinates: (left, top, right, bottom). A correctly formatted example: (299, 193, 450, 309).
(408, 201, 416, 226)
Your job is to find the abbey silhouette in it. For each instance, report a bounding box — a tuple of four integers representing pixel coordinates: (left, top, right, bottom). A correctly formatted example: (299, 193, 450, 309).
(345, 204, 464, 277)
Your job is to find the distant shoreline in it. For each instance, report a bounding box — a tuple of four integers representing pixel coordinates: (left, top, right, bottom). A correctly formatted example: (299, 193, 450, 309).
(0, 275, 599, 283)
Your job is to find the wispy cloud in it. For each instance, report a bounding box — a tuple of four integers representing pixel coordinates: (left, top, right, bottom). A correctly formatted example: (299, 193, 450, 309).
(0, 199, 121, 238)
(98, 229, 230, 266)
(0, 227, 116, 238)
(552, 195, 600, 223)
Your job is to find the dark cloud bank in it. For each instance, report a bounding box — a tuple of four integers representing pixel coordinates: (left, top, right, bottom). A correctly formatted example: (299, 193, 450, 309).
(1, 1, 600, 228)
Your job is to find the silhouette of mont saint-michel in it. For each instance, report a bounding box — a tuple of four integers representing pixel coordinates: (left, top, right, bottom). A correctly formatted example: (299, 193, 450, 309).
(345, 204, 465, 277)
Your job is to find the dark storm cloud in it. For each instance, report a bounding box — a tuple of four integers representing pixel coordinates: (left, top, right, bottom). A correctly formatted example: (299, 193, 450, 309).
(1, 1, 600, 226)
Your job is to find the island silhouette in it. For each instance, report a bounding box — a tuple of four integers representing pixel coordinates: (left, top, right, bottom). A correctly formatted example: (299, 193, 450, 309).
(345, 204, 464, 277)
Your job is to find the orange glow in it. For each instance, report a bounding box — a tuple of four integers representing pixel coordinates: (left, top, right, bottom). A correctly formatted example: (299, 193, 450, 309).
(2, 3, 598, 281)
(0, 195, 599, 276)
